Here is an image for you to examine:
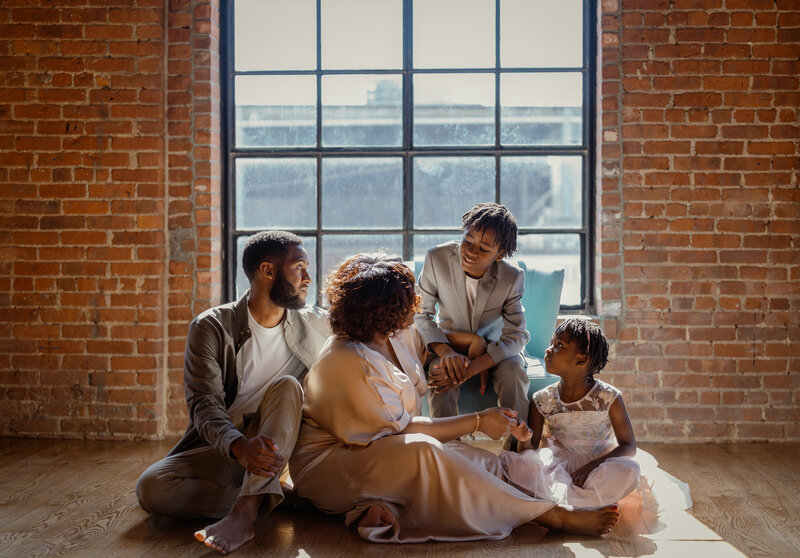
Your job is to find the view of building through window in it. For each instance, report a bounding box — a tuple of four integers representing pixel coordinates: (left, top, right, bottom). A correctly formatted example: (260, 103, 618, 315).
(226, 0, 592, 308)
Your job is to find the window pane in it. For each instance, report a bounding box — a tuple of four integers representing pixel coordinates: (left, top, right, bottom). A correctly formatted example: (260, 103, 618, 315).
(228, 2, 592, 311)
(321, 234, 403, 281)
(501, 0, 582, 68)
(501, 156, 582, 228)
(236, 159, 317, 229)
(236, 75, 316, 148)
(414, 74, 495, 146)
(322, 0, 402, 69)
(412, 233, 458, 259)
(413, 157, 494, 228)
(322, 158, 403, 229)
(516, 234, 581, 307)
(322, 75, 402, 147)
(235, 235, 317, 305)
(413, 0, 495, 68)
(500, 73, 583, 146)
(235, 0, 316, 71)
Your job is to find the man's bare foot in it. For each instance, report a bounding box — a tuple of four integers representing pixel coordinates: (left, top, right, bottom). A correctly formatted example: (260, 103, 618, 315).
(535, 504, 619, 535)
(194, 494, 262, 554)
(358, 502, 396, 528)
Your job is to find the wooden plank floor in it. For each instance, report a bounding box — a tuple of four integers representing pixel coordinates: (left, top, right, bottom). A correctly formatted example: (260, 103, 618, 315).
(0, 438, 798, 557)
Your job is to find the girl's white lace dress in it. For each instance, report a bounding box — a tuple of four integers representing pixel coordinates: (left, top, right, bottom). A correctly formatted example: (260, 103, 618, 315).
(500, 380, 692, 512)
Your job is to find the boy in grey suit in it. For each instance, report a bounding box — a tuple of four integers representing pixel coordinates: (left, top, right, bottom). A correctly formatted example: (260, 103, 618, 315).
(415, 203, 530, 427)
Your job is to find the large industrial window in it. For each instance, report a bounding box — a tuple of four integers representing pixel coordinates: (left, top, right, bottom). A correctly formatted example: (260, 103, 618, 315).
(223, 0, 595, 309)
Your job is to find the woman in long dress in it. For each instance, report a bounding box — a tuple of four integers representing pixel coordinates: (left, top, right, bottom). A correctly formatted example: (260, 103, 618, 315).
(289, 254, 619, 543)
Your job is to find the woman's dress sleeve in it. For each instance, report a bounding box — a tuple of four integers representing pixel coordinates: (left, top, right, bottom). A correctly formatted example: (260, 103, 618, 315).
(302, 341, 414, 446)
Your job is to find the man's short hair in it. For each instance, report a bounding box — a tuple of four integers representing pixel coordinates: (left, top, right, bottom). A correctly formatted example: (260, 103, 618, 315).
(241, 230, 303, 282)
(460, 202, 518, 259)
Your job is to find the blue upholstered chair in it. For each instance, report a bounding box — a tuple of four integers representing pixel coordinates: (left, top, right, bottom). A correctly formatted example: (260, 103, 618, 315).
(405, 259, 564, 416)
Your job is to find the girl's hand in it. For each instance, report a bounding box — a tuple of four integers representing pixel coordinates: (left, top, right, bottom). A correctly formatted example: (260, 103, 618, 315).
(478, 370, 489, 395)
(477, 408, 517, 440)
(570, 461, 598, 488)
(509, 418, 533, 442)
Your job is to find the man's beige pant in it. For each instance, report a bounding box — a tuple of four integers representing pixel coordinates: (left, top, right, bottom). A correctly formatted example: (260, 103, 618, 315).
(135, 375, 303, 519)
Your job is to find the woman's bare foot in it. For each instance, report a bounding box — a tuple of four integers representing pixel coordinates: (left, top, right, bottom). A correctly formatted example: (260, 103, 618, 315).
(194, 494, 261, 554)
(535, 504, 619, 535)
(358, 502, 396, 528)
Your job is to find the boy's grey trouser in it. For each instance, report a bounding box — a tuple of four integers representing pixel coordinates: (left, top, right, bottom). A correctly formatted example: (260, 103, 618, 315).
(427, 354, 530, 421)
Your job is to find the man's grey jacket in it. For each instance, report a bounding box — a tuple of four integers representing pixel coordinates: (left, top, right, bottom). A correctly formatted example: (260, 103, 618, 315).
(169, 291, 330, 458)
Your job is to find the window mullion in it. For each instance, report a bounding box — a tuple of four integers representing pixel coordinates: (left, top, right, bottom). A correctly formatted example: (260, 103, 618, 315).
(315, 0, 323, 300)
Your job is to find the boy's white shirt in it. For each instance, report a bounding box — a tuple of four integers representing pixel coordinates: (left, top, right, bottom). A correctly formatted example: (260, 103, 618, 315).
(465, 275, 479, 316)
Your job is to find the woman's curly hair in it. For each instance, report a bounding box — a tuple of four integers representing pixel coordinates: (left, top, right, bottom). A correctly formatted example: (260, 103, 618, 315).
(325, 253, 421, 343)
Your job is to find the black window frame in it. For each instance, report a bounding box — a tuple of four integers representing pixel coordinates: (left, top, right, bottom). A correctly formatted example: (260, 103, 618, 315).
(221, 0, 597, 311)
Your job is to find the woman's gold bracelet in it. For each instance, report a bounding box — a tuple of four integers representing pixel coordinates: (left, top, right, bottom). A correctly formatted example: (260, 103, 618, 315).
(472, 412, 480, 437)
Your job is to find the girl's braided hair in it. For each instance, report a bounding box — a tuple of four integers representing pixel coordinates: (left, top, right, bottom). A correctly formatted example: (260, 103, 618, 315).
(555, 318, 609, 378)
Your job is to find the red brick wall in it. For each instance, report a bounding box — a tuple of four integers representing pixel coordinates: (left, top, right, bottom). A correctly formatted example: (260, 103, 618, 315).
(0, 0, 220, 439)
(598, 0, 800, 441)
(165, 0, 222, 433)
(0, 0, 796, 442)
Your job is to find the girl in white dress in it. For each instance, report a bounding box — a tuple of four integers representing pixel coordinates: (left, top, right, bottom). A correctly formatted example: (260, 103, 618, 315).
(502, 318, 691, 512)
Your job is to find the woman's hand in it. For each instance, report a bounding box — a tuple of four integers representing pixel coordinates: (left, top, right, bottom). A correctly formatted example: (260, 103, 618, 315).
(427, 364, 460, 393)
(439, 349, 470, 384)
(477, 407, 517, 440)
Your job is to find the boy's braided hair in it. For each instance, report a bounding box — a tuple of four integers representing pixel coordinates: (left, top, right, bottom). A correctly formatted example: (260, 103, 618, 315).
(460, 203, 518, 259)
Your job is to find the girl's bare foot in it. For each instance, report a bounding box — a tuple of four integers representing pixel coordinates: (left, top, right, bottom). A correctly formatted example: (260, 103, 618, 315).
(194, 494, 261, 554)
(358, 502, 396, 528)
(535, 504, 619, 535)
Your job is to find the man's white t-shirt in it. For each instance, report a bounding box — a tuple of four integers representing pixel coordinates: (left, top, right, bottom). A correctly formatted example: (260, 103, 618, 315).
(227, 307, 305, 428)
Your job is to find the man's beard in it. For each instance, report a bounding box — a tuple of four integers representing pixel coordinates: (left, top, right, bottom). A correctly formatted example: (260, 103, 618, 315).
(270, 269, 305, 309)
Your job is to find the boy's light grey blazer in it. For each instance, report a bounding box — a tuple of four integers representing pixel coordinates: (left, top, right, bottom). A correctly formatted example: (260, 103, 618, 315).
(414, 241, 530, 365)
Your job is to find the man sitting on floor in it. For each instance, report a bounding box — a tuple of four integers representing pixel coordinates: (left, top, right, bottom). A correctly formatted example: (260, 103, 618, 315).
(136, 230, 330, 554)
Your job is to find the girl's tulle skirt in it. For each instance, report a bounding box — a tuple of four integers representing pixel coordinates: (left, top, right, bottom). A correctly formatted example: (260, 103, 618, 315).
(500, 446, 692, 513)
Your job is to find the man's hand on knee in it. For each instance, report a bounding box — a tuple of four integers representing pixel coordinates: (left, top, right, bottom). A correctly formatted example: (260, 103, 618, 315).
(230, 435, 286, 480)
